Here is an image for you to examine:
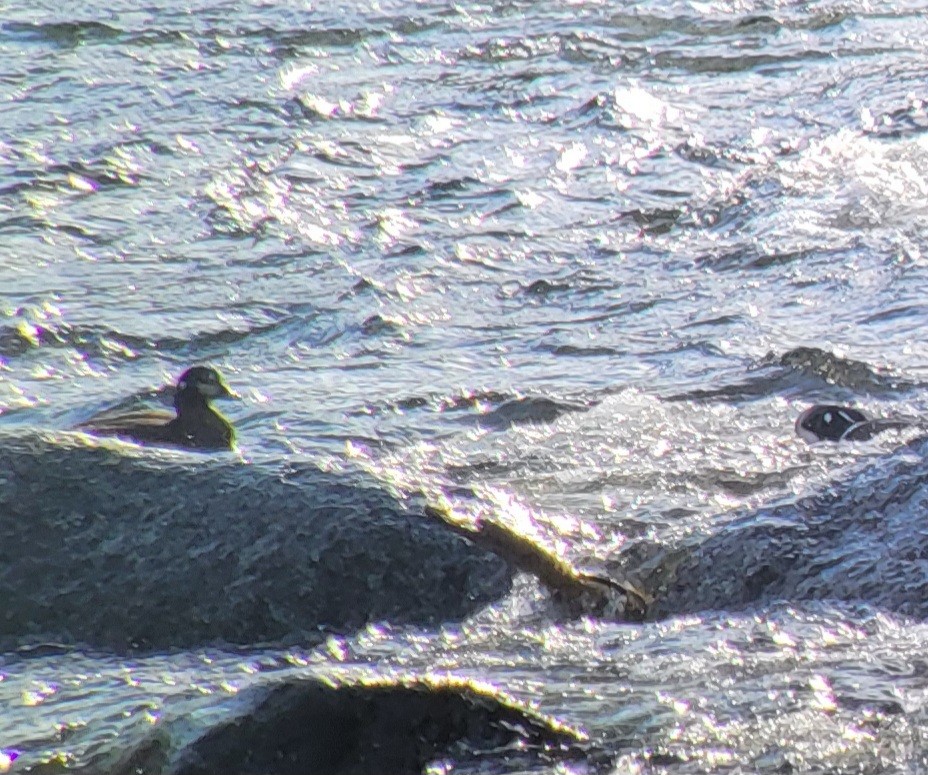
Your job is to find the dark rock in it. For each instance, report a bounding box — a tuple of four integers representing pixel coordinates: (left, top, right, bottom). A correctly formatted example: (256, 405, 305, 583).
(0, 432, 511, 652)
(173, 677, 586, 775)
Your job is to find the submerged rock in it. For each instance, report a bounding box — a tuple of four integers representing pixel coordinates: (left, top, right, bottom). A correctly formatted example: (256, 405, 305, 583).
(0, 432, 511, 652)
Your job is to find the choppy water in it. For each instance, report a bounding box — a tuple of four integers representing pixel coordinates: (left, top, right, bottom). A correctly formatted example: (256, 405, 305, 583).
(6, 0, 928, 772)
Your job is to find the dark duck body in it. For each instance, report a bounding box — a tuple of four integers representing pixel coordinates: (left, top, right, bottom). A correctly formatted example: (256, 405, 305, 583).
(795, 404, 910, 443)
(77, 366, 236, 450)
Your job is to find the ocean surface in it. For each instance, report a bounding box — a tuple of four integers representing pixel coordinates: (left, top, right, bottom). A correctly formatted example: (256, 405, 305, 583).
(5, 0, 928, 772)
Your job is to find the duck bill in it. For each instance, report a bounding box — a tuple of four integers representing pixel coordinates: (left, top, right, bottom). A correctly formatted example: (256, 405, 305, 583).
(200, 381, 238, 400)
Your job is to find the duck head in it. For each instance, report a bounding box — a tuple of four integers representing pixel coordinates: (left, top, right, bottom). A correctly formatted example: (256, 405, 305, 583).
(175, 366, 236, 407)
(795, 404, 867, 443)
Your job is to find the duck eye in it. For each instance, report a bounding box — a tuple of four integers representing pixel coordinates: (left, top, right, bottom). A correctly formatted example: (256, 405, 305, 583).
(178, 380, 187, 390)
(823, 412, 832, 424)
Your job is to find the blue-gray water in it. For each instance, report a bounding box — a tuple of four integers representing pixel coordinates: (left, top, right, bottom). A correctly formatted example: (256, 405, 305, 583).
(5, 0, 928, 772)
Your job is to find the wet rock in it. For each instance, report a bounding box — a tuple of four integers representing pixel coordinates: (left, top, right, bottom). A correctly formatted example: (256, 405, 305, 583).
(172, 676, 586, 775)
(648, 436, 928, 618)
(0, 432, 511, 652)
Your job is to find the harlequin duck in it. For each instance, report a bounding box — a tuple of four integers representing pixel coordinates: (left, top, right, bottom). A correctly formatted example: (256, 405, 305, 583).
(77, 366, 236, 450)
(795, 404, 909, 443)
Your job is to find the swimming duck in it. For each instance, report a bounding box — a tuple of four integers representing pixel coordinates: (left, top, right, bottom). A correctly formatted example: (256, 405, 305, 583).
(795, 404, 909, 443)
(77, 366, 236, 450)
